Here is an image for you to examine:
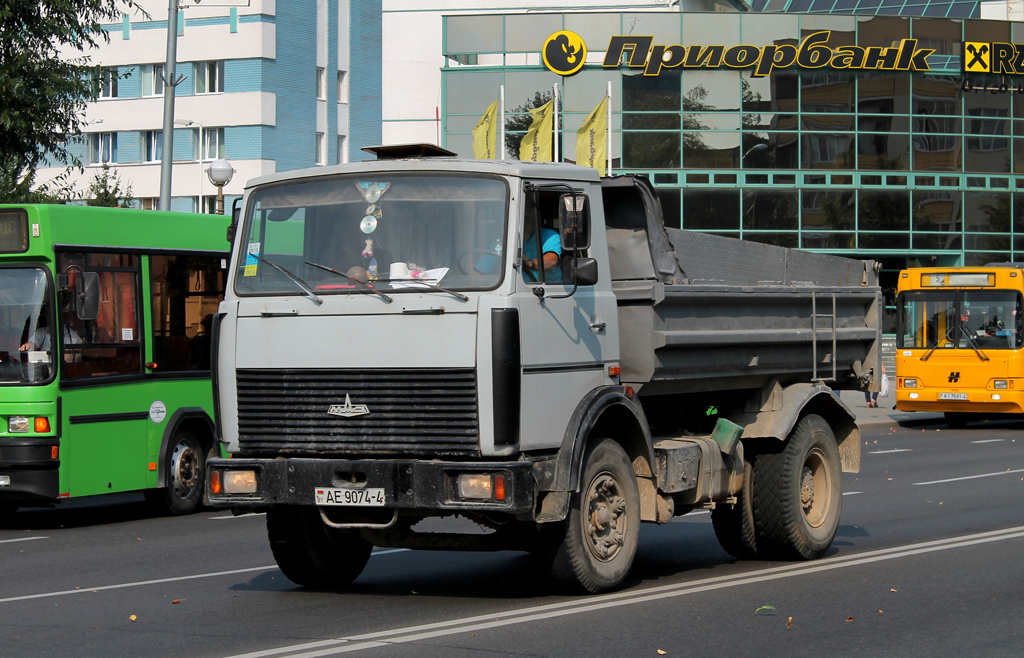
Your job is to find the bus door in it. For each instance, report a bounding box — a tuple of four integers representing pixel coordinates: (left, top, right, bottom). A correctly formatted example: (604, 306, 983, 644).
(57, 252, 149, 496)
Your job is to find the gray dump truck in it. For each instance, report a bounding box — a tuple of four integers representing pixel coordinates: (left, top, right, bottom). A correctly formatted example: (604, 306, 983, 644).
(207, 145, 881, 593)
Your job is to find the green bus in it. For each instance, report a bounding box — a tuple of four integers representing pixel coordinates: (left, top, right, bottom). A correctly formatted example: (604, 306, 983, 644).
(0, 204, 229, 516)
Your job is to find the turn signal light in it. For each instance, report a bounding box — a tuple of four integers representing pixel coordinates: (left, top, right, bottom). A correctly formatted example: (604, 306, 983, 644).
(494, 474, 505, 501)
(608, 366, 621, 377)
(210, 470, 221, 495)
(34, 417, 50, 433)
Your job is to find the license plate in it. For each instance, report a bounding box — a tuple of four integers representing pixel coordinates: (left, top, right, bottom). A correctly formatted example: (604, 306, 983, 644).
(315, 487, 386, 507)
(939, 392, 968, 401)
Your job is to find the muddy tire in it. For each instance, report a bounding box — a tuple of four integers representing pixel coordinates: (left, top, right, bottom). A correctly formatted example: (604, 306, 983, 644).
(711, 453, 759, 559)
(550, 438, 640, 594)
(752, 414, 842, 560)
(267, 506, 372, 589)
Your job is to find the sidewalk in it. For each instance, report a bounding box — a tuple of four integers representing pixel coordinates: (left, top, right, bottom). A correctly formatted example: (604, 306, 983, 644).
(834, 389, 943, 430)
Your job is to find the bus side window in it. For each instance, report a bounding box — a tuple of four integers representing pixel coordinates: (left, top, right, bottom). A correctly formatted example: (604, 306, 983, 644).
(150, 254, 226, 372)
(58, 252, 142, 379)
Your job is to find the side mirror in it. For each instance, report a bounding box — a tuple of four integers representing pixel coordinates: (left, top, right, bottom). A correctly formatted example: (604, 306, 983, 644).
(227, 198, 242, 244)
(76, 272, 100, 321)
(574, 257, 599, 287)
(559, 193, 590, 251)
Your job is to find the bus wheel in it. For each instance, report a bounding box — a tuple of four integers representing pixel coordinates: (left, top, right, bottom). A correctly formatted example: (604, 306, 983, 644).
(267, 506, 372, 589)
(550, 437, 640, 594)
(752, 414, 842, 560)
(150, 430, 206, 515)
(0, 504, 19, 525)
(944, 412, 970, 428)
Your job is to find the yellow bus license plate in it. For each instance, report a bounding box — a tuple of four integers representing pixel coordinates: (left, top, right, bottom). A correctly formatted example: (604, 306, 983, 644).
(315, 487, 386, 506)
(939, 392, 968, 401)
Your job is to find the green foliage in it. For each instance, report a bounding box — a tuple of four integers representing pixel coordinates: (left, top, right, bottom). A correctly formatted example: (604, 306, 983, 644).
(85, 163, 134, 207)
(0, 1, 144, 201)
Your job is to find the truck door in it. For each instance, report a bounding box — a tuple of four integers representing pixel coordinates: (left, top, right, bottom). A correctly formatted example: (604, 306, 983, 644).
(515, 185, 615, 451)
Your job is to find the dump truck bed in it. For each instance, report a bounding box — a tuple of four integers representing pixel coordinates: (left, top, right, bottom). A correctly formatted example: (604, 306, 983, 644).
(602, 176, 881, 396)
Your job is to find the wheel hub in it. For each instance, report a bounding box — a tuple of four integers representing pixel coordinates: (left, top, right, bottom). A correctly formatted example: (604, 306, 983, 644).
(801, 466, 815, 510)
(801, 447, 831, 528)
(171, 442, 198, 496)
(585, 474, 627, 561)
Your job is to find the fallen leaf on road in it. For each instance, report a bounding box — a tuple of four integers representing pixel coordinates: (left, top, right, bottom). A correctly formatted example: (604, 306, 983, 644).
(845, 617, 854, 622)
(658, 651, 667, 655)
(754, 605, 776, 615)
(890, 588, 898, 592)
(172, 600, 181, 604)
(129, 615, 137, 621)
(879, 610, 883, 614)
(786, 617, 793, 629)
(136, 538, 141, 541)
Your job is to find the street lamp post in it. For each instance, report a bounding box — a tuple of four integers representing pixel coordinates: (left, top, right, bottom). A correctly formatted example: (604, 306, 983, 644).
(206, 159, 235, 215)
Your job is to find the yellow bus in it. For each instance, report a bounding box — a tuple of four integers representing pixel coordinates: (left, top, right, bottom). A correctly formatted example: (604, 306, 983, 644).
(895, 265, 1024, 425)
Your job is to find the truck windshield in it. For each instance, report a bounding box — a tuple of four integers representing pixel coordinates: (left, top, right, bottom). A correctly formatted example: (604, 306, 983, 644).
(235, 174, 509, 296)
(0, 267, 54, 384)
(898, 289, 1023, 350)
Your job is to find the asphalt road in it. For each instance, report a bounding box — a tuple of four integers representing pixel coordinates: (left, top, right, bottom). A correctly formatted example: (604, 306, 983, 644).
(2, 419, 1023, 658)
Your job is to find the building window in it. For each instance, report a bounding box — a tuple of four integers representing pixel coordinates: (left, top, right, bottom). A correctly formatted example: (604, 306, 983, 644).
(90, 132, 117, 165)
(200, 127, 224, 161)
(338, 135, 347, 164)
(316, 132, 325, 165)
(144, 130, 162, 162)
(316, 66, 326, 100)
(967, 108, 1009, 152)
(337, 71, 348, 103)
(141, 64, 164, 97)
(139, 198, 158, 210)
(98, 68, 118, 99)
(201, 195, 218, 214)
(195, 61, 224, 94)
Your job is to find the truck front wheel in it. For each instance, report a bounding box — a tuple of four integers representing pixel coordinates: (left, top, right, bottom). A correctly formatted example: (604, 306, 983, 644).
(752, 414, 842, 560)
(267, 506, 372, 589)
(550, 438, 640, 594)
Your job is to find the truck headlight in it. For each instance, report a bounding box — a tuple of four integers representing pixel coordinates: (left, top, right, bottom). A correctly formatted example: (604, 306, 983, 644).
(457, 473, 506, 501)
(903, 378, 917, 388)
(8, 416, 30, 433)
(223, 470, 258, 494)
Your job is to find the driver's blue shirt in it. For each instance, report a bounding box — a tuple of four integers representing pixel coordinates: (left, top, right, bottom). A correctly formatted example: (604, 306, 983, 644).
(522, 228, 562, 283)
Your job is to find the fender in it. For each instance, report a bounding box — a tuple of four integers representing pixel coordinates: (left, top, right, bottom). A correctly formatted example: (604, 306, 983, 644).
(543, 385, 654, 493)
(155, 407, 215, 488)
(730, 382, 861, 473)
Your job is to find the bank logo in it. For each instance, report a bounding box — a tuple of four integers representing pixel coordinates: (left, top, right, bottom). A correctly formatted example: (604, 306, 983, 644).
(965, 42, 991, 72)
(327, 394, 370, 418)
(543, 30, 587, 76)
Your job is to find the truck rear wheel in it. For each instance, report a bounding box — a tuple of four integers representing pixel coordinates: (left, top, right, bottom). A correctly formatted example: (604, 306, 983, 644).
(267, 506, 372, 589)
(711, 455, 759, 559)
(550, 438, 640, 594)
(752, 414, 841, 560)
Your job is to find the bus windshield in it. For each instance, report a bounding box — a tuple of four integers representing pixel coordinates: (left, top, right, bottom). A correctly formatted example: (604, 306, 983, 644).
(0, 267, 53, 384)
(898, 289, 1023, 350)
(235, 174, 509, 297)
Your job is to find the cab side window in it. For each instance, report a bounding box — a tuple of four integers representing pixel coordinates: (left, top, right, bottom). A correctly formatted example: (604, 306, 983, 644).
(58, 252, 141, 379)
(521, 192, 564, 284)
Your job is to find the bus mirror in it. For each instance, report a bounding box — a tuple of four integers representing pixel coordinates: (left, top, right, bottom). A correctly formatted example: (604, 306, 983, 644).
(559, 194, 590, 251)
(226, 222, 237, 244)
(76, 272, 100, 321)
(227, 198, 242, 244)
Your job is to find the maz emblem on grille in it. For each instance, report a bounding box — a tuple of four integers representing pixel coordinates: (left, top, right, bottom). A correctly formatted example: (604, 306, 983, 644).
(327, 394, 370, 418)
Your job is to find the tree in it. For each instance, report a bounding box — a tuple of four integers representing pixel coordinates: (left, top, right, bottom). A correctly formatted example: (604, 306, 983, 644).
(85, 163, 134, 207)
(0, 1, 143, 202)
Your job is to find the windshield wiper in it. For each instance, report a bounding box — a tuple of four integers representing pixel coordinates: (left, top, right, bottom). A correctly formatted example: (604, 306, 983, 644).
(957, 317, 990, 362)
(920, 323, 956, 362)
(252, 254, 322, 306)
(382, 277, 469, 302)
(305, 261, 393, 303)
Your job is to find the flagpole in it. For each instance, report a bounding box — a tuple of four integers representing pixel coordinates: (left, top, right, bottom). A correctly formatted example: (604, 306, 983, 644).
(553, 83, 560, 162)
(606, 81, 613, 176)
(499, 85, 505, 160)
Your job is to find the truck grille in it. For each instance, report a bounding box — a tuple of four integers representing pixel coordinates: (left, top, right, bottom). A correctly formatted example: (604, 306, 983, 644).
(235, 368, 479, 457)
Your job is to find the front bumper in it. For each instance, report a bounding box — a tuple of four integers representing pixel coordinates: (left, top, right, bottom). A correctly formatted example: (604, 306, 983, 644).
(207, 457, 536, 514)
(0, 438, 60, 502)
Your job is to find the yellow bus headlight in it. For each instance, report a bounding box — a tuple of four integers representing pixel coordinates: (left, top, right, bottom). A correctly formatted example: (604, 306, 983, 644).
(904, 378, 918, 388)
(994, 380, 1008, 389)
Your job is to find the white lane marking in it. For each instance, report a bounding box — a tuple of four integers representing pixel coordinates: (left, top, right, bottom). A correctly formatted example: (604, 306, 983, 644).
(870, 449, 912, 454)
(0, 536, 48, 545)
(843, 491, 863, 496)
(210, 513, 267, 520)
(0, 546, 409, 604)
(970, 439, 1006, 444)
(222, 525, 1024, 658)
(914, 468, 1024, 486)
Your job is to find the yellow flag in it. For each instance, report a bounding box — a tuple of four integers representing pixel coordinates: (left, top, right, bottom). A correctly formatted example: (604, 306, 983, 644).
(472, 99, 499, 159)
(519, 99, 554, 162)
(575, 97, 608, 176)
